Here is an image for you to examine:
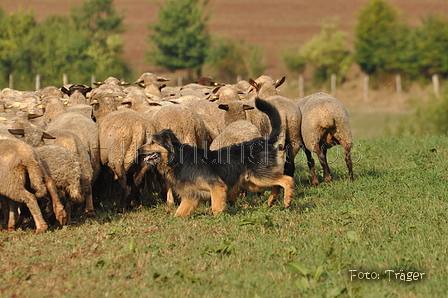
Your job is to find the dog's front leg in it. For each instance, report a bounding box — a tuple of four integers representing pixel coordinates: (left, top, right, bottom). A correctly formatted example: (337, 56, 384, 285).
(174, 197, 200, 218)
(210, 182, 228, 216)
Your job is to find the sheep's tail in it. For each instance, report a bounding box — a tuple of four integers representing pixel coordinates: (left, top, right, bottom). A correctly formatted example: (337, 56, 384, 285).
(28, 159, 48, 198)
(255, 97, 281, 145)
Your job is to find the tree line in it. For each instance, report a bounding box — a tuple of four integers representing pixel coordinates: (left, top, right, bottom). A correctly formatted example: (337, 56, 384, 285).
(1, 0, 448, 90)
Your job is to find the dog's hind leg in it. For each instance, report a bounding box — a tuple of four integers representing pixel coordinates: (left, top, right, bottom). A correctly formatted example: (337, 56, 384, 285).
(174, 197, 200, 218)
(267, 176, 294, 207)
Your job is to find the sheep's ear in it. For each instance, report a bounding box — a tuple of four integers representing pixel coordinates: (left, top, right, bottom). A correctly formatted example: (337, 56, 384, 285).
(137, 82, 146, 88)
(275, 76, 286, 88)
(8, 129, 25, 136)
(212, 86, 221, 94)
(119, 81, 130, 86)
(248, 78, 259, 91)
(159, 84, 166, 91)
(61, 86, 71, 96)
(28, 113, 43, 119)
(43, 132, 56, 139)
(218, 104, 229, 111)
(148, 102, 162, 106)
(157, 76, 170, 82)
(242, 105, 254, 111)
(93, 81, 103, 86)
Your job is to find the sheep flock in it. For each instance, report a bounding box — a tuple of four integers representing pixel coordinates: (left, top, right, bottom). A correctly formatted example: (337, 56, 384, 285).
(0, 73, 353, 232)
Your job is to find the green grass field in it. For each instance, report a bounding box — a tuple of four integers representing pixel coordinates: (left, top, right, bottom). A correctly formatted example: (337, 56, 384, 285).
(1, 135, 447, 297)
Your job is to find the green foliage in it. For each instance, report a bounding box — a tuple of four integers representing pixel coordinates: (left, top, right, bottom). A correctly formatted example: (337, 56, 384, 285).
(0, 8, 37, 89)
(300, 23, 352, 84)
(206, 37, 267, 83)
(415, 14, 448, 79)
(0, 0, 129, 89)
(147, 0, 211, 78)
(397, 86, 448, 136)
(354, 0, 409, 79)
(281, 45, 306, 75)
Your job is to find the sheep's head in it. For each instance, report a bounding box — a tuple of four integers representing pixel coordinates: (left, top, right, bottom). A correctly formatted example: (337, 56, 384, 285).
(138, 129, 179, 165)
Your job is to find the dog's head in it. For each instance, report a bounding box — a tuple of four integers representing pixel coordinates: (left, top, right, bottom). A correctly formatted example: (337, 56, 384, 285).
(138, 129, 179, 165)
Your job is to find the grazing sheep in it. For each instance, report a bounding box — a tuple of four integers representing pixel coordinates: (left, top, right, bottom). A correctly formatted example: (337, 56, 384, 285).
(296, 92, 354, 184)
(218, 101, 271, 137)
(8, 126, 88, 223)
(0, 138, 66, 232)
(248, 77, 302, 178)
(47, 111, 100, 182)
(98, 109, 155, 210)
(210, 120, 261, 150)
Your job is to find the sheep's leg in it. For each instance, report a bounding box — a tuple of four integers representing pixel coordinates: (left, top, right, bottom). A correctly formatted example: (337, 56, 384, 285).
(7, 199, 19, 231)
(339, 140, 354, 181)
(174, 197, 200, 218)
(315, 143, 332, 183)
(22, 191, 48, 233)
(83, 181, 95, 217)
(284, 141, 300, 177)
(44, 176, 67, 226)
(303, 146, 319, 185)
(210, 182, 228, 216)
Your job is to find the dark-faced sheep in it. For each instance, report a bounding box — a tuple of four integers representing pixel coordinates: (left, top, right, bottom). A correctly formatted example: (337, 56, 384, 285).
(296, 92, 354, 185)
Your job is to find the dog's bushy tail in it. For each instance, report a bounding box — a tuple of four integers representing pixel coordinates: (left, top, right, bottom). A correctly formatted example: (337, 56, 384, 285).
(255, 97, 281, 144)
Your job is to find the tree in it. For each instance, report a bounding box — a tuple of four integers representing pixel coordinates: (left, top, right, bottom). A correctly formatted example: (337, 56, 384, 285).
(281, 45, 306, 75)
(147, 0, 211, 78)
(0, 8, 37, 89)
(415, 14, 448, 79)
(70, 0, 129, 80)
(354, 0, 409, 79)
(300, 23, 352, 83)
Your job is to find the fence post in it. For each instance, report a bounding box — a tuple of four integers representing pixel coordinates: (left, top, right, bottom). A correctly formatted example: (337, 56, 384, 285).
(236, 75, 242, 83)
(9, 74, 13, 89)
(177, 76, 183, 87)
(63, 73, 68, 86)
(363, 75, 369, 102)
(331, 73, 336, 96)
(91, 75, 96, 88)
(432, 74, 440, 99)
(35, 74, 41, 91)
(298, 74, 304, 98)
(395, 74, 402, 101)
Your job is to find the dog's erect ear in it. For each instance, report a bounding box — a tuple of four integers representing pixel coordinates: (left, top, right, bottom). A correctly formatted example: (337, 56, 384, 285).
(275, 76, 286, 88)
(218, 104, 229, 111)
(61, 86, 71, 96)
(242, 105, 254, 111)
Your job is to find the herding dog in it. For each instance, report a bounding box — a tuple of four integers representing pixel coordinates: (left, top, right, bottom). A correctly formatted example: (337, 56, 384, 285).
(137, 97, 294, 218)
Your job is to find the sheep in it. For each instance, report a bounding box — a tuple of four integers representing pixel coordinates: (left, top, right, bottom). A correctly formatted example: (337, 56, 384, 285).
(148, 104, 209, 205)
(0, 138, 66, 232)
(8, 126, 88, 223)
(90, 91, 121, 122)
(217, 100, 271, 137)
(296, 92, 354, 184)
(248, 77, 302, 179)
(47, 110, 100, 182)
(211, 85, 240, 104)
(98, 109, 156, 210)
(210, 120, 261, 150)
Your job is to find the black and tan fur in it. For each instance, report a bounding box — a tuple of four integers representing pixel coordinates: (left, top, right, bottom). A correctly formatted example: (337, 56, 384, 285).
(138, 97, 294, 218)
